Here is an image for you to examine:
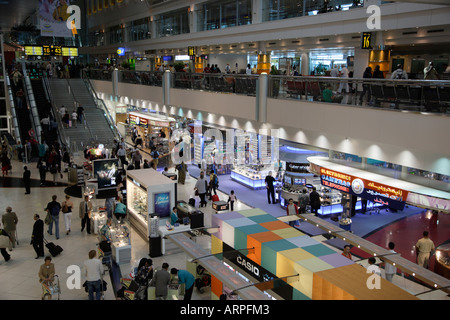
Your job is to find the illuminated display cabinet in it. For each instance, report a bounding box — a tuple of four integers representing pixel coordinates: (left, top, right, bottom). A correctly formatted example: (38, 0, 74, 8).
(126, 169, 177, 240)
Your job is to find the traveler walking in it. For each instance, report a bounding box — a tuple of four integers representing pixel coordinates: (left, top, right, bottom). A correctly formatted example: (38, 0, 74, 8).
(2, 207, 18, 250)
(45, 195, 61, 239)
(31, 214, 45, 258)
(415, 231, 435, 269)
(83, 250, 103, 300)
(61, 195, 73, 235)
(79, 195, 93, 234)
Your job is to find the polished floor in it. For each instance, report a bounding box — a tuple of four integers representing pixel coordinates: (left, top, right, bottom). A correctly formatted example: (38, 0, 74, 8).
(0, 151, 448, 300)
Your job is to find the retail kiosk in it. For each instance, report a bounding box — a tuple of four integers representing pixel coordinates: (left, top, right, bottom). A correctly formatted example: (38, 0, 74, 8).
(126, 169, 177, 240)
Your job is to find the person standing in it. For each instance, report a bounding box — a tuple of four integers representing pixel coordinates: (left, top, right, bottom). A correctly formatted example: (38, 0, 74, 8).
(383, 242, 397, 282)
(132, 149, 142, 169)
(46, 195, 61, 239)
(194, 171, 208, 208)
(297, 188, 309, 213)
(117, 145, 127, 167)
(83, 250, 103, 300)
(176, 161, 187, 185)
(391, 64, 408, 80)
(171, 268, 195, 301)
(31, 214, 45, 259)
(227, 190, 237, 211)
(338, 64, 350, 94)
(286, 198, 298, 227)
(79, 195, 93, 234)
(359, 66, 372, 105)
(415, 231, 435, 269)
(2, 207, 18, 250)
(265, 171, 276, 204)
(150, 262, 171, 300)
(71, 110, 78, 128)
(61, 195, 73, 235)
(309, 186, 321, 216)
(23, 166, 31, 194)
(38, 161, 47, 186)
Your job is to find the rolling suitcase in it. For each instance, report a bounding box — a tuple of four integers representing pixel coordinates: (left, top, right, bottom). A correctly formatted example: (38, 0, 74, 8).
(211, 194, 220, 202)
(44, 239, 63, 257)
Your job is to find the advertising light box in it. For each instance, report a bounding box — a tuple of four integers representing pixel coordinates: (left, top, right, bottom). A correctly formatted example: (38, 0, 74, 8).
(93, 159, 119, 190)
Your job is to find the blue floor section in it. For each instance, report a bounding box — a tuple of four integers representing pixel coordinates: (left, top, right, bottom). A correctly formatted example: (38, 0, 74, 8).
(187, 164, 425, 238)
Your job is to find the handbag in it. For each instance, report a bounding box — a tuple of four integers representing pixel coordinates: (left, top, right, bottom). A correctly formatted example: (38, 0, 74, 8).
(44, 211, 53, 225)
(0, 234, 11, 248)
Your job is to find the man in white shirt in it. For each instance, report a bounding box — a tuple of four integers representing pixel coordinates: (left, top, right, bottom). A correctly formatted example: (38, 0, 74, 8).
(383, 242, 397, 282)
(338, 64, 349, 94)
(84, 250, 104, 300)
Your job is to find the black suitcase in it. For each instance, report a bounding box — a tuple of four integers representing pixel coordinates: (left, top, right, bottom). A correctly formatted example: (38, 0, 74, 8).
(44, 239, 63, 257)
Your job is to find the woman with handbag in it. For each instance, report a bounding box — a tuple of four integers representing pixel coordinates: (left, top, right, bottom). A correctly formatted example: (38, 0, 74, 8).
(61, 195, 73, 235)
(0, 223, 12, 262)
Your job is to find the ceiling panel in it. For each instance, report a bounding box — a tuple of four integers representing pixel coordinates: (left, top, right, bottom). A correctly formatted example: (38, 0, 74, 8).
(0, 0, 38, 32)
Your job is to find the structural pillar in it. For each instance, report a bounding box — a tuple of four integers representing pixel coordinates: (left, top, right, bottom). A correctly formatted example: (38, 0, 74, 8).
(256, 73, 268, 123)
(301, 52, 309, 76)
(163, 70, 171, 106)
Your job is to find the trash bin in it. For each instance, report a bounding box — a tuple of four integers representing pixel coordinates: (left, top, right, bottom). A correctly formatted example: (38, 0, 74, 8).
(339, 218, 352, 231)
(149, 236, 162, 258)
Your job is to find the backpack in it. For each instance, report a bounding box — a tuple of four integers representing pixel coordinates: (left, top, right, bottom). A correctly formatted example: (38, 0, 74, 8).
(151, 150, 159, 159)
(395, 70, 406, 80)
(213, 175, 219, 186)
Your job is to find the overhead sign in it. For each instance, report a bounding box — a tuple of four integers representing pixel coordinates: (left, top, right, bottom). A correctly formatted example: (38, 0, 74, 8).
(188, 46, 195, 56)
(319, 167, 408, 210)
(25, 46, 43, 56)
(286, 162, 310, 174)
(117, 47, 125, 56)
(361, 32, 372, 50)
(43, 45, 62, 56)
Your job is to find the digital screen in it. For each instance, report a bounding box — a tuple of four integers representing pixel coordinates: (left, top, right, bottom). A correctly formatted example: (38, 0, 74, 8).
(284, 176, 292, 184)
(43, 45, 62, 56)
(25, 46, 43, 56)
(163, 56, 173, 61)
(62, 47, 78, 57)
(294, 178, 306, 185)
(93, 159, 119, 189)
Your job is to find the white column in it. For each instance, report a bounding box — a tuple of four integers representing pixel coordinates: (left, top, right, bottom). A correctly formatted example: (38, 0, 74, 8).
(257, 73, 268, 123)
(301, 53, 309, 76)
(163, 70, 171, 106)
(252, 0, 263, 24)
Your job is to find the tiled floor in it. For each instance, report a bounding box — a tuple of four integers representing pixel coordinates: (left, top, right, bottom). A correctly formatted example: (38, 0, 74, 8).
(0, 151, 448, 300)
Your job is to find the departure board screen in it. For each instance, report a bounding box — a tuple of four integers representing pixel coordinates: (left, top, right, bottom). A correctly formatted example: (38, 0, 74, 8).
(43, 45, 62, 56)
(24, 46, 43, 56)
(62, 47, 78, 57)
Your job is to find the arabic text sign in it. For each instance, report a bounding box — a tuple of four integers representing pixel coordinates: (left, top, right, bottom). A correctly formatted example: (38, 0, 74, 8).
(320, 168, 408, 210)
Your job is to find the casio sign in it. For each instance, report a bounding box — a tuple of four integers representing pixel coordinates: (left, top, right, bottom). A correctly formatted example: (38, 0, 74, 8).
(236, 255, 259, 277)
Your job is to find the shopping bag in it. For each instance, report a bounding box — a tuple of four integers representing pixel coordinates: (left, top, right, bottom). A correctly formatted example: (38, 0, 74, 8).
(147, 286, 156, 300)
(44, 211, 53, 225)
(0, 235, 10, 248)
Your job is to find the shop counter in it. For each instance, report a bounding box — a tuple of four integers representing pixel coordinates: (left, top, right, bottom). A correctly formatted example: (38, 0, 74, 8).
(158, 225, 192, 254)
(230, 170, 266, 190)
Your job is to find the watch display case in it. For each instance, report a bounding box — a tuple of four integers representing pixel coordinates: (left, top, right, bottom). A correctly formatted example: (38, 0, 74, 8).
(111, 220, 132, 264)
(231, 165, 275, 190)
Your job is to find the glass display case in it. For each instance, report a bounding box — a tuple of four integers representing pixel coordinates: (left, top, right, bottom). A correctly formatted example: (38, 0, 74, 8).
(111, 220, 132, 264)
(91, 210, 108, 236)
(231, 165, 275, 190)
(435, 243, 450, 280)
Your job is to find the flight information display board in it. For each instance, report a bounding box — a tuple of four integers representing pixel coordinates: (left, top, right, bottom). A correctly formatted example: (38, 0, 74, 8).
(25, 46, 43, 56)
(43, 45, 62, 56)
(24, 45, 78, 57)
(62, 47, 78, 57)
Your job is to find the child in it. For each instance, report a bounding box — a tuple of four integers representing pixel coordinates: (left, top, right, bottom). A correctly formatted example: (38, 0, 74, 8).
(228, 190, 237, 211)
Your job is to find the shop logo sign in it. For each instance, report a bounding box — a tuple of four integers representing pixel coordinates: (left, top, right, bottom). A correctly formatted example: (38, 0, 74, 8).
(236, 255, 260, 278)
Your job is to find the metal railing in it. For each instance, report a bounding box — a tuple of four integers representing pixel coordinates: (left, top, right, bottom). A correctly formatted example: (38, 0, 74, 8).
(81, 75, 122, 149)
(86, 69, 450, 115)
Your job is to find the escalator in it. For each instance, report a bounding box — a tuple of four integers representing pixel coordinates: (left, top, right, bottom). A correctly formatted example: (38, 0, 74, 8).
(30, 79, 58, 147)
(11, 84, 33, 145)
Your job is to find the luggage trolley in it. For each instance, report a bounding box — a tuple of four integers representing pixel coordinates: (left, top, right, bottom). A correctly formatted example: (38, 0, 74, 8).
(41, 275, 61, 300)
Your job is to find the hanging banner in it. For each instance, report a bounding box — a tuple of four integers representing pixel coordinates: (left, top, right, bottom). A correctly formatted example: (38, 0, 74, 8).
(39, 0, 74, 38)
(319, 167, 408, 210)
